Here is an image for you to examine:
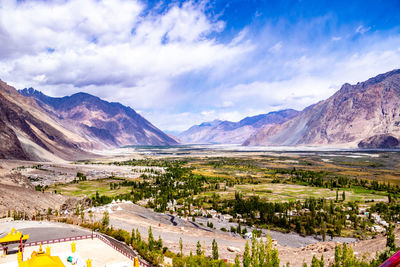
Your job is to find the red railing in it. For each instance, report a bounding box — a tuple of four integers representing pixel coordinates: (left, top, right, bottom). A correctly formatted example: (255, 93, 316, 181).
(24, 234, 93, 247)
(380, 250, 400, 267)
(96, 234, 151, 267)
(24, 234, 151, 267)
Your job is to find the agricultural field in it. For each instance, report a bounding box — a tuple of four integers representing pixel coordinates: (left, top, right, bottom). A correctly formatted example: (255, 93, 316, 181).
(50, 178, 133, 198)
(232, 183, 387, 202)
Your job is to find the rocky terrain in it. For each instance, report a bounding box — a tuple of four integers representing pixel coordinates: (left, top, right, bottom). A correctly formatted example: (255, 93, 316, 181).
(179, 109, 298, 144)
(0, 165, 70, 217)
(20, 88, 178, 148)
(358, 134, 399, 149)
(244, 69, 400, 148)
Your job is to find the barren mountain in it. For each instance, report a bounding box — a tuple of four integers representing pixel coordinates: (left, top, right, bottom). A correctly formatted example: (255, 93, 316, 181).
(0, 80, 91, 161)
(244, 69, 400, 148)
(179, 109, 299, 144)
(19, 88, 178, 148)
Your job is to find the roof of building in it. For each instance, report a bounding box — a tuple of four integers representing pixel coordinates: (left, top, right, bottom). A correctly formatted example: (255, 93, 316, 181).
(0, 228, 29, 245)
(19, 244, 65, 267)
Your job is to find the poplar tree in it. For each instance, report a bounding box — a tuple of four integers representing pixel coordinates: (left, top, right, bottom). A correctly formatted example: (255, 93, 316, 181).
(212, 239, 219, 260)
(196, 241, 202, 256)
(179, 237, 183, 257)
(387, 223, 396, 251)
(234, 254, 240, 267)
(148, 226, 154, 250)
(243, 241, 251, 267)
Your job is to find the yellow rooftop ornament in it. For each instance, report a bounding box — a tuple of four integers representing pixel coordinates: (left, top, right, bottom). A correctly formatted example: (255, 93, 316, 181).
(134, 257, 139, 267)
(18, 243, 65, 267)
(71, 241, 76, 253)
(0, 228, 29, 245)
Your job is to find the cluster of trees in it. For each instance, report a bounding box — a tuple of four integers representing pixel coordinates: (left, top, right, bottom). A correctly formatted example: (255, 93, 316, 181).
(7, 209, 29, 220)
(131, 226, 165, 265)
(223, 193, 372, 238)
(207, 158, 258, 170)
(172, 238, 226, 267)
(273, 167, 400, 195)
(370, 202, 400, 223)
(88, 162, 391, 239)
(304, 243, 368, 267)
(34, 184, 49, 192)
(239, 235, 280, 267)
(74, 172, 87, 182)
(133, 167, 162, 174)
(110, 158, 186, 167)
(91, 162, 229, 213)
(109, 182, 120, 190)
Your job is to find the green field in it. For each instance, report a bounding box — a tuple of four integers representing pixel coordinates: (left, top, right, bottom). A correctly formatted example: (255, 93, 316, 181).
(233, 183, 387, 202)
(51, 178, 132, 198)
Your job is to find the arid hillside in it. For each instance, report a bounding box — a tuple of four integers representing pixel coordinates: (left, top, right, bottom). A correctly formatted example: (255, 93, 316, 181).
(0, 165, 70, 217)
(0, 80, 92, 161)
(244, 69, 400, 148)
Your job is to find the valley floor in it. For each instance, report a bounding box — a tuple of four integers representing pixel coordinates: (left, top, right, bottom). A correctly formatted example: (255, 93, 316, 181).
(1, 146, 400, 266)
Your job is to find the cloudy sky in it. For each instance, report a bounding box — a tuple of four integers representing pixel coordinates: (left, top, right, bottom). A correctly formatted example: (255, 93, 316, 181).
(1, 0, 400, 133)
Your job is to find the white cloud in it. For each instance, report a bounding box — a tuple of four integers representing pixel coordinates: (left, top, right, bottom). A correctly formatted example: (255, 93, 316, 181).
(223, 76, 335, 111)
(217, 101, 234, 108)
(355, 25, 371, 34)
(269, 41, 282, 53)
(0, 0, 251, 109)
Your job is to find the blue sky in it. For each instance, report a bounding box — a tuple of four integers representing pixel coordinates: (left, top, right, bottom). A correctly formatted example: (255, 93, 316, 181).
(1, 0, 400, 133)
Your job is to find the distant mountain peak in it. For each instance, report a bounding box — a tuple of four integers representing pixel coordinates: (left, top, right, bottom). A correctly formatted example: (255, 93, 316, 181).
(19, 87, 46, 97)
(199, 120, 223, 127)
(19, 88, 178, 148)
(179, 109, 299, 144)
(20, 88, 101, 102)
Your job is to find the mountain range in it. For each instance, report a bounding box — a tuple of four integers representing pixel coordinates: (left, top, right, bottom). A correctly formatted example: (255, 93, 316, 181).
(0, 81, 177, 161)
(0, 80, 90, 161)
(244, 69, 400, 148)
(19, 88, 178, 149)
(178, 109, 299, 144)
(180, 69, 400, 149)
(0, 69, 399, 161)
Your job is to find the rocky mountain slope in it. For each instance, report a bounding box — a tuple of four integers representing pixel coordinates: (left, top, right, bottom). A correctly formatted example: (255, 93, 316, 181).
(19, 88, 178, 148)
(244, 69, 400, 148)
(179, 109, 299, 144)
(0, 167, 69, 217)
(0, 80, 91, 161)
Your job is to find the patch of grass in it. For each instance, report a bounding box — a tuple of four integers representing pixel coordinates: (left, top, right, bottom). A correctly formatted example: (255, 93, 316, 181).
(227, 183, 387, 203)
(49, 179, 132, 198)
